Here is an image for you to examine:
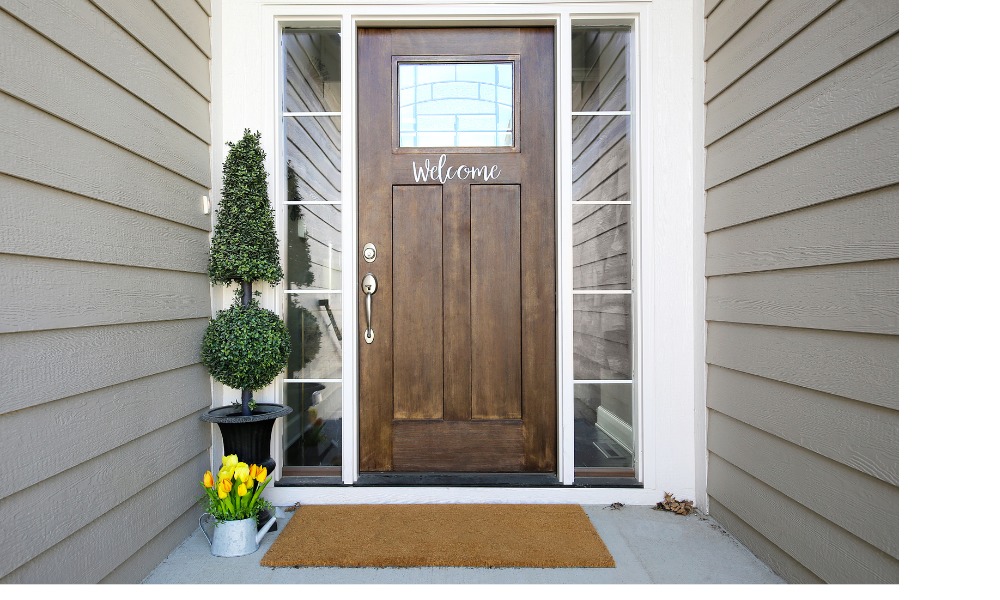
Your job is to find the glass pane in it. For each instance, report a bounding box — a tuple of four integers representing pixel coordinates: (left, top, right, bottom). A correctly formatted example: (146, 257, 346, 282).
(572, 115, 629, 202)
(283, 29, 341, 113)
(573, 204, 630, 290)
(399, 62, 514, 147)
(571, 26, 630, 112)
(286, 293, 343, 379)
(574, 383, 633, 468)
(573, 293, 631, 380)
(285, 202, 341, 291)
(285, 116, 342, 203)
(283, 382, 342, 468)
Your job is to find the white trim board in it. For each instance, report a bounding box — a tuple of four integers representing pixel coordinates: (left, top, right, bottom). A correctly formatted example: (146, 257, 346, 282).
(210, 0, 703, 505)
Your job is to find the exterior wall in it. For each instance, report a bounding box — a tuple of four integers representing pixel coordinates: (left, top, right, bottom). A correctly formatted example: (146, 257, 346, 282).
(0, 0, 213, 583)
(702, 0, 898, 584)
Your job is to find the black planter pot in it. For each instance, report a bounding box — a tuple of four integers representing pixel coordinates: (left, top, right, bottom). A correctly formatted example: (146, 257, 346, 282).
(199, 403, 293, 473)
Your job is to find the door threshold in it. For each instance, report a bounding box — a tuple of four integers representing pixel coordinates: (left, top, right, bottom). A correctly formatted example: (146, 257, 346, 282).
(355, 473, 560, 487)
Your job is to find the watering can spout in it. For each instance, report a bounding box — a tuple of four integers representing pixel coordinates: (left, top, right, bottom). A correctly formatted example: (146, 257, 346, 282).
(257, 515, 277, 544)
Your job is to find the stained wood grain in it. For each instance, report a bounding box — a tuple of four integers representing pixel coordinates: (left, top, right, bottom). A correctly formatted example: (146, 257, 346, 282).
(472, 185, 522, 419)
(0, 0, 210, 141)
(91, 0, 210, 99)
(708, 365, 898, 485)
(708, 457, 897, 583)
(1, 411, 208, 578)
(0, 365, 209, 498)
(392, 186, 444, 419)
(710, 412, 898, 557)
(0, 94, 210, 230)
(706, 0, 898, 142)
(706, 35, 899, 188)
(707, 322, 897, 409)
(392, 421, 524, 472)
(0, 174, 209, 273)
(0, 255, 211, 333)
(706, 185, 898, 275)
(705, 110, 898, 231)
(707, 260, 899, 334)
(1, 456, 206, 584)
(0, 319, 207, 415)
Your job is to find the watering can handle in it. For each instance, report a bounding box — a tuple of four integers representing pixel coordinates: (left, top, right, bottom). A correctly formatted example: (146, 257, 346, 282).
(199, 513, 213, 544)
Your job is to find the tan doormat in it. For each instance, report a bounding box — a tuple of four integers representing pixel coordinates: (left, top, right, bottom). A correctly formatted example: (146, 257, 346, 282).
(260, 504, 615, 568)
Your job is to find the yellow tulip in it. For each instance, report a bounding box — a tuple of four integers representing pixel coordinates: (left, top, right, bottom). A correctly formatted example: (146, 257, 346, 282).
(254, 465, 267, 483)
(222, 454, 238, 469)
(237, 482, 249, 497)
(218, 467, 234, 482)
(217, 478, 232, 499)
(202, 470, 214, 488)
(234, 463, 250, 483)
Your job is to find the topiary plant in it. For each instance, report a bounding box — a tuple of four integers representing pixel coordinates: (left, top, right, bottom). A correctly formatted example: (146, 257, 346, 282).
(203, 129, 291, 416)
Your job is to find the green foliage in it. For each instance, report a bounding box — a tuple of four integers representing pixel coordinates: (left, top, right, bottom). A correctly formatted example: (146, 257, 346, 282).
(208, 130, 283, 286)
(201, 297, 291, 392)
(286, 297, 321, 376)
(285, 166, 315, 288)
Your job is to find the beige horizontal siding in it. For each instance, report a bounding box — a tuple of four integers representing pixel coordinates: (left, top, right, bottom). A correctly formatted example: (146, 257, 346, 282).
(1, 411, 208, 578)
(710, 412, 897, 557)
(1, 455, 207, 584)
(703, 0, 898, 583)
(704, 0, 768, 60)
(0, 0, 210, 141)
(706, 0, 898, 141)
(90, 0, 210, 99)
(706, 34, 899, 188)
(0, 11, 209, 185)
(706, 185, 898, 276)
(707, 366, 898, 486)
(0, 0, 212, 582)
(709, 458, 897, 583)
(0, 174, 210, 273)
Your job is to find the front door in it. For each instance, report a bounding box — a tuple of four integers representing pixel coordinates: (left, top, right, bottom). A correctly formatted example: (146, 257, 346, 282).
(358, 27, 556, 473)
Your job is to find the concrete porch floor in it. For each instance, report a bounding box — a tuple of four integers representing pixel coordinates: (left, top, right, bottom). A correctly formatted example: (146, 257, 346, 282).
(143, 504, 785, 584)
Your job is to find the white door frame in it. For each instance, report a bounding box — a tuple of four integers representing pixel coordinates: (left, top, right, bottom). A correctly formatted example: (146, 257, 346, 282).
(209, 0, 706, 507)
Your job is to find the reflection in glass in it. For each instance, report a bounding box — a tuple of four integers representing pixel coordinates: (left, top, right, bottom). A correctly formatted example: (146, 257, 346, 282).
(574, 383, 633, 468)
(283, 29, 342, 113)
(572, 115, 629, 202)
(573, 293, 631, 380)
(399, 62, 514, 147)
(285, 116, 342, 203)
(286, 293, 342, 380)
(284, 382, 342, 467)
(284, 188, 342, 291)
(573, 204, 630, 290)
(571, 25, 630, 112)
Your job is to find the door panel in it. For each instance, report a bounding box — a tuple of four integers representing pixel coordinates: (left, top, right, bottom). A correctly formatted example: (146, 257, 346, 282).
(358, 27, 555, 473)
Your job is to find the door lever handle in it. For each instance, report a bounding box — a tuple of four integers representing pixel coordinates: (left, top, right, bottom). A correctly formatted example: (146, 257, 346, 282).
(362, 273, 378, 343)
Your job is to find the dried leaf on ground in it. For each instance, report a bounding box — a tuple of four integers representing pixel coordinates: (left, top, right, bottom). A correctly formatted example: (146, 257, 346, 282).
(654, 492, 694, 515)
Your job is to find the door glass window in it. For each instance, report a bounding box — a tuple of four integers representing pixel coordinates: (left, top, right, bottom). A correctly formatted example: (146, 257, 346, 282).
(399, 62, 514, 147)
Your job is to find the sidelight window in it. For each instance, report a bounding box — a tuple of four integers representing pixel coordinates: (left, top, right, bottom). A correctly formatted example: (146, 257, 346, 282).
(281, 28, 344, 475)
(570, 23, 635, 476)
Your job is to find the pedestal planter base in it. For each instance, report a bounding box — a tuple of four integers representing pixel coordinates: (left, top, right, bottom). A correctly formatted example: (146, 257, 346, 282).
(200, 403, 292, 472)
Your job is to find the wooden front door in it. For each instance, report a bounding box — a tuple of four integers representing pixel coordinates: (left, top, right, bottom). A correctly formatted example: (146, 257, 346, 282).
(358, 27, 555, 473)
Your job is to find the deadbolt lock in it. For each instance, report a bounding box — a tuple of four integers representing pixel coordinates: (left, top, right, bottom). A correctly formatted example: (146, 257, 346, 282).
(363, 243, 377, 263)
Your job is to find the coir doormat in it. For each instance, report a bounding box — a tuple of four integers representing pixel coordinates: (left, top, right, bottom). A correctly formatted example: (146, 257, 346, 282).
(259, 504, 615, 568)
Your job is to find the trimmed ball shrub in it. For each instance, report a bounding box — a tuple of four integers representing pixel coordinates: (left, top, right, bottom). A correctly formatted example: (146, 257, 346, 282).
(201, 298, 291, 392)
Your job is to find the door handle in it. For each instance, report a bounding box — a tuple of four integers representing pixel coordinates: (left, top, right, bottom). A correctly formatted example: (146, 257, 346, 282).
(362, 272, 378, 344)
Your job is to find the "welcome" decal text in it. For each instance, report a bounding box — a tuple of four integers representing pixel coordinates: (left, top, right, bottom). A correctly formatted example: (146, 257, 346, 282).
(412, 154, 502, 184)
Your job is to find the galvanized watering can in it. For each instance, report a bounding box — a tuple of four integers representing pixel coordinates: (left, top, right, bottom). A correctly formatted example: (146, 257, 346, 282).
(200, 513, 277, 557)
